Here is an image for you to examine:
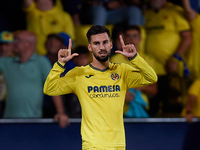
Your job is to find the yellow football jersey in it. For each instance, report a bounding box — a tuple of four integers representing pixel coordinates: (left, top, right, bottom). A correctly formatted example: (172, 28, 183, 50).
(44, 54, 157, 149)
(145, 2, 191, 75)
(24, 2, 75, 55)
(181, 79, 200, 117)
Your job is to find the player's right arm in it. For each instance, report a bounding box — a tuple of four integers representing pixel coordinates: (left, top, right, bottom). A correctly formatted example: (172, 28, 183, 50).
(43, 39, 78, 96)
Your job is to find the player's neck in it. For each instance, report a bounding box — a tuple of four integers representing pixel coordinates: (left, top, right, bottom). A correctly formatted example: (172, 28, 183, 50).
(91, 59, 109, 70)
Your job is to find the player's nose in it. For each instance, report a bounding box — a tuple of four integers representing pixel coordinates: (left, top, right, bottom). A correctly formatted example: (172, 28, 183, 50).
(100, 43, 105, 50)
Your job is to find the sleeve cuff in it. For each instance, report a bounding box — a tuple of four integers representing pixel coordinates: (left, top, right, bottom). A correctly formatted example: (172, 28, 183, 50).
(128, 53, 138, 61)
(57, 61, 65, 69)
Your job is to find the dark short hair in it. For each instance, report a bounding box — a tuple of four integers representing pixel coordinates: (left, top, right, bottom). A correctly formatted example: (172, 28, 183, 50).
(123, 25, 141, 34)
(86, 25, 110, 43)
(47, 33, 64, 44)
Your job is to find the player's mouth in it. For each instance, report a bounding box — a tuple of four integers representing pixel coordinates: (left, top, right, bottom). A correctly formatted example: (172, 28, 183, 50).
(99, 50, 107, 56)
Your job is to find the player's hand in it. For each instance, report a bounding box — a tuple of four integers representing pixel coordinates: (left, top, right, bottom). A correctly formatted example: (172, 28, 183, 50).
(54, 113, 70, 128)
(115, 35, 137, 59)
(58, 38, 79, 63)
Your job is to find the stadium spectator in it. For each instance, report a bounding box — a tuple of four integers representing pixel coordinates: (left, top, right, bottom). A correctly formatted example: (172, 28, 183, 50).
(23, 0, 75, 55)
(72, 46, 91, 66)
(144, 0, 192, 116)
(43, 25, 157, 149)
(80, 0, 145, 26)
(0, 30, 49, 118)
(0, 30, 69, 128)
(0, 31, 14, 118)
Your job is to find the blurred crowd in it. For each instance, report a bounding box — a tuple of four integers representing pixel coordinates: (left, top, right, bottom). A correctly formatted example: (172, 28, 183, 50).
(0, 0, 200, 126)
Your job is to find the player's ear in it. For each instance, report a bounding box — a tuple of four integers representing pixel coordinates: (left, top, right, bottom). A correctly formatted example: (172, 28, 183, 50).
(88, 44, 92, 52)
(110, 41, 113, 49)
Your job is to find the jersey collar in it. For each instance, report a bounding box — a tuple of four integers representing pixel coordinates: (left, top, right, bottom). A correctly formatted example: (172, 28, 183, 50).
(89, 63, 109, 72)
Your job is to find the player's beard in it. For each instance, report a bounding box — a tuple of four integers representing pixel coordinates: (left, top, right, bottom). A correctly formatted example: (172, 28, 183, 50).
(93, 50, 111, 62)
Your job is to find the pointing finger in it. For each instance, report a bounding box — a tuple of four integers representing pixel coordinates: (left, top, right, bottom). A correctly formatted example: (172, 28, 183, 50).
(115, 50, 123, 54)
(119, 35, 125, 47)
(68, 38, 72, 50)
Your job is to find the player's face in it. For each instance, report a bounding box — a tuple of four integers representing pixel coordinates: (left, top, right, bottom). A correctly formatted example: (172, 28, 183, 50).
(88, 33, 112, 62)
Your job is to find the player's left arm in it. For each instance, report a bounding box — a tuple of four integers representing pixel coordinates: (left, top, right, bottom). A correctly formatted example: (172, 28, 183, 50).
(115, 35, 157, 88)
(125, 54, 158, 88)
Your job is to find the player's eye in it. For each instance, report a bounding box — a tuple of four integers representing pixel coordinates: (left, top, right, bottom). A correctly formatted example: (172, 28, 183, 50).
(94, 42, 100, 45)
(103, 41, 108, 44)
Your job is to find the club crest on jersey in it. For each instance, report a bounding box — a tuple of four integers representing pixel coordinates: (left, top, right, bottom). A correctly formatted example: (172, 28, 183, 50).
(111, 72, 119, 81)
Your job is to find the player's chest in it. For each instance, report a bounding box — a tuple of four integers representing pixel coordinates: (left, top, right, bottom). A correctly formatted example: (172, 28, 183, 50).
(77, 71, 123, 85)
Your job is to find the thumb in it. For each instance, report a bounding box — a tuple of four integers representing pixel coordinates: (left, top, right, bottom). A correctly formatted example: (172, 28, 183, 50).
(115, 50, 123, 54)
(71, 53, 79, 58)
